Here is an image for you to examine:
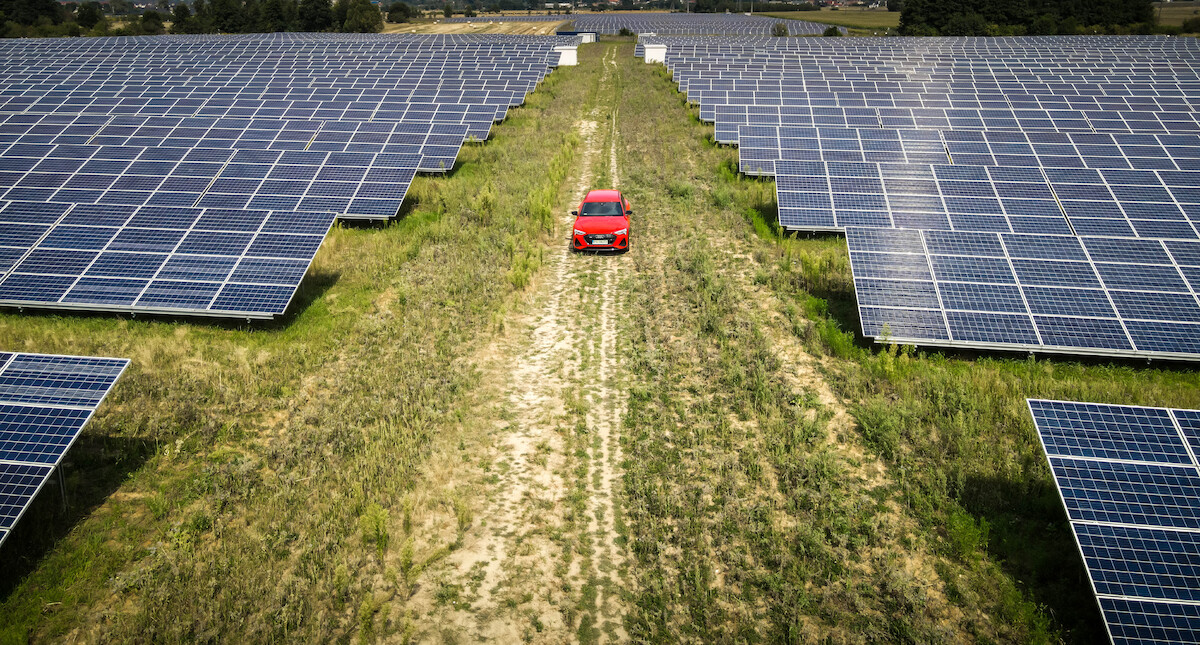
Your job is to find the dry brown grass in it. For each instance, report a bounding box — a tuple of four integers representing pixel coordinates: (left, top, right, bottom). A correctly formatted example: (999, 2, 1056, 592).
(388, 20, 567, 35)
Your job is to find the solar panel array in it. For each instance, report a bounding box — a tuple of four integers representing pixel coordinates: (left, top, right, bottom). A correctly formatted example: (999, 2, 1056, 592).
(0, 33, 577, 222)
(0, 201, 335, 319)
(845, 228, 1200, 359)
(644, 35, 1200, 360)
(742, 128, 1200, 177)
(0, 33, 576, 319)
(0, 351, 128, 548)
(1029, 399, 1200, 645)
(449, 13, 831, 35)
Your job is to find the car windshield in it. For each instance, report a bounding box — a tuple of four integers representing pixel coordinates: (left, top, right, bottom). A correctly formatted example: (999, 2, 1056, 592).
(580, 201, 623, 216)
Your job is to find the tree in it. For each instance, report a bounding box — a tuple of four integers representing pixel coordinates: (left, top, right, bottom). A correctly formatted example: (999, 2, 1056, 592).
(822, 25, 841, 36)
(169, 1, 191, 30)
(332, 0, 348, 25)
(1, 0, 62, 25)
(940, 11, 987, 35)
(1027, 13, 1057, 35)
(770, 21, 787, 36)
(899, 0, 1151, 36)
(442, 3, 452, 16)
(140, 9, 165, 32)
(241, 0, 266, 30)
(299, 0, 333, 29)
(263, 0, 298, 30)
(341, 0, 380, 30)
(75, 0, 102, 27)
(190, 0, 216, 31)
(207, 0, 243, 31)
(387, 1, 414, 21)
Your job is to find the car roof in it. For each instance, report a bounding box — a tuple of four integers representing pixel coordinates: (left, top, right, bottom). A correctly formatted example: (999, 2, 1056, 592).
(583, 189, 621, 202)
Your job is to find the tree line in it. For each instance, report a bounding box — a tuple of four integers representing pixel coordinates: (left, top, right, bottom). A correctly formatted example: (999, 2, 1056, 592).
(897, 0, 1159, 36)
(0, 0, 420, 37)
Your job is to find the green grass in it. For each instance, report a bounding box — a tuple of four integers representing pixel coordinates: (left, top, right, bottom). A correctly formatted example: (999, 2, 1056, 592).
(615, 46, 1199, 643)
(727, 115, 1200, 645)
(5, 37, 1199, 645)
(764, 8, 900, 30)
(617, 51, 1038, 642)
(0, 44, 599, 642)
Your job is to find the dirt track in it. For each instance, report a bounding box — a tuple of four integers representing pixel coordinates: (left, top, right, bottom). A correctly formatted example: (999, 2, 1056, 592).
(407, 44, 631, 645)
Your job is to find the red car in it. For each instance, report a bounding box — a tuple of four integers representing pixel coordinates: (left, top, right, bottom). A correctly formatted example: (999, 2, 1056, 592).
(571, 189, 631, 252)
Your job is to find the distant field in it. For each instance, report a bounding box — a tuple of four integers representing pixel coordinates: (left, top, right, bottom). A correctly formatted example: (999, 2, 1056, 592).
(764, 7, 900, 30)
(1155, 1, 1200, 27)
(387, 19, 566, 34)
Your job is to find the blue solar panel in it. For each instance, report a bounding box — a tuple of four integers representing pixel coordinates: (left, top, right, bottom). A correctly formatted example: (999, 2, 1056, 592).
(1101, 597, 1200, 645)
(0, 351, 127, 548)
(0, 461, 53, 532)
(1076, 523, 1200, 603)
(844, 228, 1200, 360)
(0, 201, 335, 319)
(1031, 400, 1200, 645)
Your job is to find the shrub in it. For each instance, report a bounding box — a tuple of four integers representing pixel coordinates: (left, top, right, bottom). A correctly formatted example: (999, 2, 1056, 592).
(771, 21, 788, 37)
(822, 25, 841, 36)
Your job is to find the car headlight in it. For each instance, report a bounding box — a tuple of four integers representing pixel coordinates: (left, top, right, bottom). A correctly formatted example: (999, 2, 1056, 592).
(574, 229, 586, 236)
(613, 228, 627, 236)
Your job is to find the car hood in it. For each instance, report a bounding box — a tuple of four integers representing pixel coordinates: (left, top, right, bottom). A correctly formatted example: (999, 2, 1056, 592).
(573, 216, 627, 234)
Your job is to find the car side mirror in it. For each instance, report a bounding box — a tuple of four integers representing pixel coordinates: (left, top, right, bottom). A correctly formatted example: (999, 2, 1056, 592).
(625, 210, 633, 215)
(571, 210, 578, 216)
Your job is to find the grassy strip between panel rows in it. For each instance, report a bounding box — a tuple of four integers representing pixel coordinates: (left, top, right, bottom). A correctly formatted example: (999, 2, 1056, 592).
(0, 49, 597, 642)
(617, 45, 1198, 643)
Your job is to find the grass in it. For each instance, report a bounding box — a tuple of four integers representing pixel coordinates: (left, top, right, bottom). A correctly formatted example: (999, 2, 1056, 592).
(1155, 1, 1200, 27)
(0, 44, 598, 642)
(764, 8, 900, 31)
(4, 37, 1199, 645)
(614, 45, 1200, 642)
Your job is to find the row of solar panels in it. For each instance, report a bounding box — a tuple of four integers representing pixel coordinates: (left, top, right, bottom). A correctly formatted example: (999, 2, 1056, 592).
(655, 39, 1200, 639)
(445, 12, 834, 36)
(845, 227, 1200, 359)
(0, 201, 336, 319)
(721, 109, 1200, 149)
(654, 36, 1200, 642)
(1029, 399, 1200, 645)
(638, 33, 1200, 50)
(0, 32, 583, 53)
(646, 36, 1200, 365)
(1, 32, 585, 549)
(0, 33, 575, 321)
(0, 352, 128, 549)
(742, 128, 1200, 176)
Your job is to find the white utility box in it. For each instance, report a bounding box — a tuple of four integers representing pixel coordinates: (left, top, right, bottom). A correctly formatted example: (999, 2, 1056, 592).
(644, 44, 667, 64)
(553, 45, 578, 66)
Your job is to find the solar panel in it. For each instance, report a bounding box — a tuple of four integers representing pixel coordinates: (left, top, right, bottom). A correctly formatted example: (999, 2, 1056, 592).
(0, 201, 335, 319)
(0, 351, 128, 548)
(740, 127, 1200, 177)
(846, 228, 1200, 360)
(1029, 399, 1200, 645)
(776, 160, 1200, 240)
